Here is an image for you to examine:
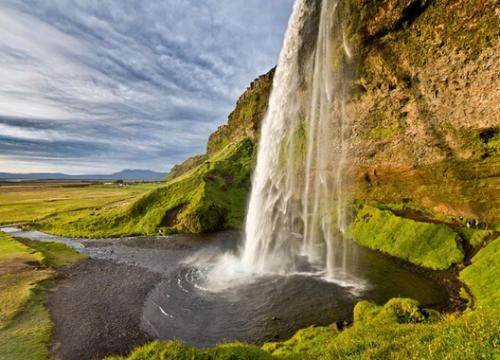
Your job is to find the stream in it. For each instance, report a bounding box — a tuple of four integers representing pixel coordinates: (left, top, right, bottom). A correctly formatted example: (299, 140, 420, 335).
(2, 227, 448, 347)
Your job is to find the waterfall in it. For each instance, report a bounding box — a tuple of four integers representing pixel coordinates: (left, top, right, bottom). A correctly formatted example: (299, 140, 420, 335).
(242, 0, 357, 282)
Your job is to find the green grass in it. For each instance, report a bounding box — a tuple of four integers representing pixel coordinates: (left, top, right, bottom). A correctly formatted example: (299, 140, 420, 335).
(0, 280, 55, 360)
(351, 205, 464, 270)
(264, 300, 499, 360)
(16, 238, 86, 268)
(457, 228, 495, 247)
(0, 182, 159, 226)
(0, 232, 85, 360)
(460, 237, 500, 308)
(0, 232, 44, 263)
(105, 341, 272, 360)
(38, 138, 255, 238)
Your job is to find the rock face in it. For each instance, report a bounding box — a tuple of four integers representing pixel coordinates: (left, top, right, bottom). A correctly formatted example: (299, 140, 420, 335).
(347, 0, 499, 225)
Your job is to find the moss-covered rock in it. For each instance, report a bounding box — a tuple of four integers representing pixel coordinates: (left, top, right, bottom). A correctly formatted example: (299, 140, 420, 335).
(460, 237, 500, 308)
(354, 298, 440, 325)
(348, 0, 499, 226)
(264, 299, 498, 360)
(351, 205, 464, 269)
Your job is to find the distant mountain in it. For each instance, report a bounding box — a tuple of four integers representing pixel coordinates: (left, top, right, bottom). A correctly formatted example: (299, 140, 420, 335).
(0, 169, 167, 181)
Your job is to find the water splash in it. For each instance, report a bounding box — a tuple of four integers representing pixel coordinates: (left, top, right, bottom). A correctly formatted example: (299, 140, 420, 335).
(242, 0, 359, 284)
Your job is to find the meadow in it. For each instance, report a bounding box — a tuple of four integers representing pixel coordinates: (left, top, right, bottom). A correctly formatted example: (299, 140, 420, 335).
(0, 181, 159, 226)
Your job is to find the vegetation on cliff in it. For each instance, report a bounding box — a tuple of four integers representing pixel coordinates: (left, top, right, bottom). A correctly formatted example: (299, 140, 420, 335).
(206, 68, 275, 156)
(460, 237, 500, 308)
(349, 0, 499, 226)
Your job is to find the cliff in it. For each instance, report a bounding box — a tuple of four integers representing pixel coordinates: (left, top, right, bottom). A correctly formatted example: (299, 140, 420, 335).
(40, 0, 498, 264)
(348, 0, 499, 225)
(207, 68, 275, 156)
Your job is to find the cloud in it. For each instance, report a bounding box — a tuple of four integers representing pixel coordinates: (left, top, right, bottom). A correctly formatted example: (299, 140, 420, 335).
(0, 0, 293, 174)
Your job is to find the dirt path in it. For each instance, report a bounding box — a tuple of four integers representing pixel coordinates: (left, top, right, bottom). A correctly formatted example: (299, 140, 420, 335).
(48, 259, 162, 360)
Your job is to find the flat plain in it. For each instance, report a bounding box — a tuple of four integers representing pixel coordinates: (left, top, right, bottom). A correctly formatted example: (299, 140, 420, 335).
(0, 181, 159, 226)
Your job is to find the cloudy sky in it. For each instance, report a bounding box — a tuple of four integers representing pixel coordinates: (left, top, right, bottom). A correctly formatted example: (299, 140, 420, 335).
(0, 0, 293, 174)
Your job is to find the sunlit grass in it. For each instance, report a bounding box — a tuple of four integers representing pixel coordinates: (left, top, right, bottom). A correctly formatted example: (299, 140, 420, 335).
(0, 232, 85, 360)
(0, 182, 159, 225)
(460, 237, 500, 308)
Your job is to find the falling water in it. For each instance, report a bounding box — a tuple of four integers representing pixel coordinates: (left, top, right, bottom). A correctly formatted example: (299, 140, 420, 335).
(242, 0, 358, 283)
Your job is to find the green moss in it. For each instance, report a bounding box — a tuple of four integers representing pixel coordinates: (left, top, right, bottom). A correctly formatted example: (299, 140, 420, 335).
(265, 300, 499, 360)
(460, 237, 500, 308)
(354, 298, 440, 325)
(105, 340, 272, 360)
(262, 326, 338, 358)
(459, 287, 473, 307)
(456, 228, 494, 247)
(351, 205, 464, 269)
(366, 126, 398, 140)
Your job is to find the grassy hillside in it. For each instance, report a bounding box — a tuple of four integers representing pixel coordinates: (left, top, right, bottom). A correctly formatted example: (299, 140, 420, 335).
(32, 67, 275, 239)
(37, 138, 255, 237)
(460, 237, 500, 308)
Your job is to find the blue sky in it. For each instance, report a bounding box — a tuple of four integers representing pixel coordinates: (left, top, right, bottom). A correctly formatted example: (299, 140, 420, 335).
(0, 0, 293, 174)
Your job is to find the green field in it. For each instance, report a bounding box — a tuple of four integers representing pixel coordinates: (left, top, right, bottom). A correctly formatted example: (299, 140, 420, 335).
(0, 232, 85, 360)
(0, 182, 159, 226)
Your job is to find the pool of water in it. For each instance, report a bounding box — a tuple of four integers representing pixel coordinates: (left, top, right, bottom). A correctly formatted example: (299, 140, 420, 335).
(2, 227, 448, 347)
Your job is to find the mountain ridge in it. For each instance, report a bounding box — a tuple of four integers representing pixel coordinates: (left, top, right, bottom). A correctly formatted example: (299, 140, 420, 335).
(0, 169, 166, 181)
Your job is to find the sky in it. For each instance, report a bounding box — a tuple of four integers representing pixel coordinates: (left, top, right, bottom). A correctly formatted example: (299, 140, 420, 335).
(0, 0, 293, 174)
